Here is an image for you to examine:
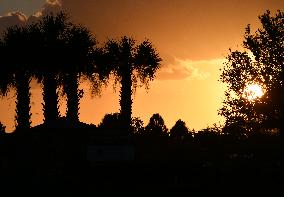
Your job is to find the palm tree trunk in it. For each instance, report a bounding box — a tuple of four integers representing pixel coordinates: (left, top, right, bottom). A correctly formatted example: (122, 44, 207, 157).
(66, 73, 80, 125)
(120, 68, 132, 133)
(42, 73, 59, 126)
(280, 106, 284, 145)
(15, 73, 31, 130)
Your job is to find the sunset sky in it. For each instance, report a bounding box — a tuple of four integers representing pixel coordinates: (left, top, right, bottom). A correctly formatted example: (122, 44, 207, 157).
(0, 0, 283, 132)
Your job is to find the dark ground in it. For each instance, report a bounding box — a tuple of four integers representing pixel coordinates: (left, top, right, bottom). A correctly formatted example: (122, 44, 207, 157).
(0, 126, 282, 196)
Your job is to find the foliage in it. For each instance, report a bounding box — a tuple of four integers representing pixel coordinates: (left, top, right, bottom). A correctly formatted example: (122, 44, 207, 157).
(1, 24, 33, 129)
(144, 113, 168, 137)
(102, 36, 162, 132)
(0, 122, 5, 134)
(131, 117, 145, 134)
(98, 113, 123, 130)
(103, 37, 161, 89)
(98, 113, 145, 135)
(219, 10, 284, 133)
(198, 123, 223, 134)
(31, 12, 70, 124)
(61, 22, 98, 124)
(0, 38, 14, 97)
(22, 12, 104, 126)
(170, 119, 192, 140)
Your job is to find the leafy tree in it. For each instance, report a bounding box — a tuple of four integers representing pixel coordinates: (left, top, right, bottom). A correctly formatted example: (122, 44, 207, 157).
(170, 119, 191, 140)
(131, 117, 145, 135)
(145, 113, 168, 137)
(219, 10, 284, 134)
(198, 123, 223, 134)
(98, 113, 124, 133)
(98, 114, 145, 135)
(103, 36, 161, 133)
(1, 25, 33, 130)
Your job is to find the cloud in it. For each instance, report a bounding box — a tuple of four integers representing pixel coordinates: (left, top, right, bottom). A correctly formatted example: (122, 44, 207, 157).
(46, 0, 62, 6)
(0, 0, 62, 35)
(0, 11, 27, 34)
(32, 0, 62, 18)
(156, 58, 219, 81)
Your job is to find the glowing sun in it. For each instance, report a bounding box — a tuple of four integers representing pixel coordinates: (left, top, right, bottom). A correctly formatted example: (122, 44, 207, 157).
(243, 84, 264, 101)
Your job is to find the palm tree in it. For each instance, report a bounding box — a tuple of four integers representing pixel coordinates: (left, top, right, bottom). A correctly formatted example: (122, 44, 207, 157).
(61, 24, 97, 125)
(33, 12, 69, 126)
(1, 25, 32, 130)
(0, 38, 14, 109)
(31, 12, 105, 127)
(103, 36, 162, 133)
(0, 39, 12, 97)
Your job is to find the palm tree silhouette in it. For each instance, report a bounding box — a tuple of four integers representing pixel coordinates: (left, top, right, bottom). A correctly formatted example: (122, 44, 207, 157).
(34, 12, 68, 126)
(0, 39, 14, 124)
(1, 25, 32, 130)
(103, 36, 161, 133)
(0, 39, 12, 97)
(61, 24, 97, 125)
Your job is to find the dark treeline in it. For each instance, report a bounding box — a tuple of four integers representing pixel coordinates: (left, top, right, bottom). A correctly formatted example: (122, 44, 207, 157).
(0, 10, 283, 195)
(0, 112, 281, 195)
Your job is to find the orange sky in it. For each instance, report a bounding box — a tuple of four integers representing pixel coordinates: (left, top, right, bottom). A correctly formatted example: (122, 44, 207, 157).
(0, 0, 284, 132)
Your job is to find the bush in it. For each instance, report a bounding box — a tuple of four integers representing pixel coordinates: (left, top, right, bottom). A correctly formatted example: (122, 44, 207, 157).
(0, 122, 6, 134)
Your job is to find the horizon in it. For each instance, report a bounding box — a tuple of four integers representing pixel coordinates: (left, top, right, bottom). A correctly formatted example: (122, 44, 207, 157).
(1, 0, 284, 132)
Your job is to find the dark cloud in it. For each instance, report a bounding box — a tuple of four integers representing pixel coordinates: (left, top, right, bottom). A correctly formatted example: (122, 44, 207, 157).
(0, 0, 62, 36)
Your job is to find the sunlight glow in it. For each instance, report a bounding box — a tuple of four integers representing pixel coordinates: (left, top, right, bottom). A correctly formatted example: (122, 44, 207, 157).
(243, 84, 264, 101)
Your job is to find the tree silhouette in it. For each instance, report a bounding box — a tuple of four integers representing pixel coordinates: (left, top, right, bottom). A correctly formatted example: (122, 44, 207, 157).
(1, 25, 32, 130)
(131, 117, 144, 135)
(1, 12, 106, 129)
(170, 119, 191, 141)
(145, 113, 168, 137)
(98, 113, 123, 131)
(0, 38, 13, 104)
(219, 10, 284, 134)
(98, 114, 145, 135)
(34, 12, 68, 126)
(219, 51, 263, 134)
(103, 36, 161, 133)
(61, 24, 97, 125)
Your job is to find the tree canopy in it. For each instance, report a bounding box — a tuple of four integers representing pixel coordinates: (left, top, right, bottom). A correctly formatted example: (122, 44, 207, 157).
(1, 24, 34, 130)
(102, 36, 162, 132)
(220, 10, 284, 134)
(145, 113, 168, 137)
(170, 119, 191, 140)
